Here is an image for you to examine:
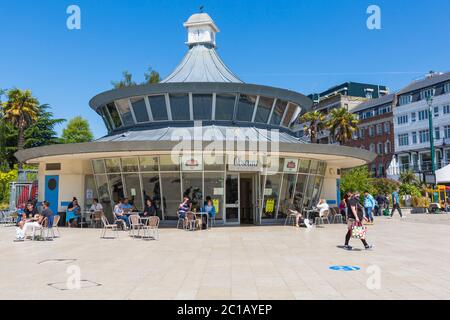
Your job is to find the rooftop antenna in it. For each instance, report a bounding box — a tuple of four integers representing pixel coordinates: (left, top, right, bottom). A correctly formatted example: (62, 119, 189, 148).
(199, 5, 204, 13)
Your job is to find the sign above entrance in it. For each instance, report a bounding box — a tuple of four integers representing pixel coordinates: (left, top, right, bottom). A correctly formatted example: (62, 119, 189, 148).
(181, 155, 204, 171)
(283, 158, 299, 173)
(228, 156, 262, 172)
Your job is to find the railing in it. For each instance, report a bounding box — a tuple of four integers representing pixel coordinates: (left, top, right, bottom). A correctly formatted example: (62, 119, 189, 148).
(387, 160, 449, 176)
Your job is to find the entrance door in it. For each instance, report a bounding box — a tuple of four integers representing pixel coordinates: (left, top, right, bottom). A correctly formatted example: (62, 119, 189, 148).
(45, 175, 59, 214)
(225, 174, 239, 224)
(240, 177, 253, 224)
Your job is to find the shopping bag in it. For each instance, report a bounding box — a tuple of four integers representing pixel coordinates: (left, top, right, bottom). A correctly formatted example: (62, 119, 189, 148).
(383, 209, 390, 216)
(351, 222, 367, 240)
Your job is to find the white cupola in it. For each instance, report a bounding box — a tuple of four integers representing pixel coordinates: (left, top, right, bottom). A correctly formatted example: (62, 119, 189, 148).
(183, 12, 219, 47)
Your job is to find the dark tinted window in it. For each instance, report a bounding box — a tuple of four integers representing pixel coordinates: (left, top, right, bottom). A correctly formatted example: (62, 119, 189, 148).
(282, 102, 298, 127)
(148, 95, 168, 121)
(193, 94, 212, 120)
(106, 103, 122, 128)
(215, 94, 236, 120)
(169, 94, 190, 120)
(254, 96, 274, 123)
(130, 97, 149, 123)
(100, 106, 113, 131)
(270, 99, 287, 125)
(115, 99, 134, 126)
(236, 94, 257, 121)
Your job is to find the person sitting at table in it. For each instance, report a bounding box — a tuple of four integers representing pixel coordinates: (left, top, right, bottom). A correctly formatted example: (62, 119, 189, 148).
(90, 198, 103, 214)
(141, 199, 156, 217)
(17, 201, 54, 240)
(66, 198, 81, 228)
(316, 199, 330, 217)
(201, 198, 216, 220)
(114, 199, 130, 228)
(120, 198, 134, 214)
(178, 195, 191, 220)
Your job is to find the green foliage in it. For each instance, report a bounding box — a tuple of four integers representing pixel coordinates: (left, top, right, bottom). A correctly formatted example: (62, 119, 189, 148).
(0, 168, 17, 203)
(299, 110, 326, 143)
(399, 170, 419, 186)
(61, 116, 94, 143)
(340, 166, 375, 196)
(112, 66, 160, 89)
(399, 183, 422, 198)
(371, 178, 400, 195)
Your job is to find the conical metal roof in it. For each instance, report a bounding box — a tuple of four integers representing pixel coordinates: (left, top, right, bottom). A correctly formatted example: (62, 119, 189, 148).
(161, 12, 242, 83)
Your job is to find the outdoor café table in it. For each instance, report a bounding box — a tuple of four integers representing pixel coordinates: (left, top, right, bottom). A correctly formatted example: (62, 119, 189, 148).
(304, 209, 318, 220)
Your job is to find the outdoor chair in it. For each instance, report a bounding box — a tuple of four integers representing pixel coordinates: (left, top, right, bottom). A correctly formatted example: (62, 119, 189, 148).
(285, 209, 300, 227)
(52, 215, 61, 237)
(330, 208, 343, 224)
(100, 215, 119, 239)
(91, 212, 102, 228)
(207, 215, 216, 229)
(176, 212, 187, 230)
(113, 214, 127, 231)
(129, 214, 144, 238)
(142, 216, 160, 240)
(315, 210, 330, 226)
(185, 212, 197, 231)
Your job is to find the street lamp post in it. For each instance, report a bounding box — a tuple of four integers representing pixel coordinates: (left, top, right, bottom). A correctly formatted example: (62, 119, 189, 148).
(426, 95, 437, 202)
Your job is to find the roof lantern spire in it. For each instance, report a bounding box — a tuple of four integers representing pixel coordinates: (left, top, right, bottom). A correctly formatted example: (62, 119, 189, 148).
(183, 11, 219, 47)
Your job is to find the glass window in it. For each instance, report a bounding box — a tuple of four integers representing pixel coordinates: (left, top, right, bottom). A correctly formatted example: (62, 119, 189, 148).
(298, 159, 311, 173)
(105, 158, 121, 173)
(124, 174, 143, 211)
(108, 174, 124, 205)
(269, 100, 287, 125)
(130, 97, 149, 123)
(215, 94, 236, 120)
(169, 93, 190, 120)
(100, 106, 113, 132)
(295, 174, 308, 209)
(92, 159, 106, 174)
(95, 175, 113, 221)
(254, 96, 274, 124)
(106, 103, 122, 128)
(204, 154, 225, 171)
(261, 174, 282, 219)
(317, 161, 327, 176)
(225, 174, 239, 223)
(204, 172, 224, 220)
(282, 103, 298, 127)
(160, 172, 181, 220)
(121, 157, 139, 172)
(141, 173, 162, 218)
(148, 95, 168, 121)
(159, 155, 180, 171)
(435, 127, 440, 140)
(139, 156, 159, 172)
(84, 175, 97, 208)
(236, 94, 257, 122)
(192, 94, 212, 120)
(115, 99, 134, 126)
(311, 176, 323, 205)
(309, 160, 319, 175)
(182, 172, 203, 211)
(278, 174, 296, 218)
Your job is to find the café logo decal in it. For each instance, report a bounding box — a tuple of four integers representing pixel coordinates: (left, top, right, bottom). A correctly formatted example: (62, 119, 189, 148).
(283, 158, 298, 173)
(181, 155, 203, 171)
(228, 156, 261, 171)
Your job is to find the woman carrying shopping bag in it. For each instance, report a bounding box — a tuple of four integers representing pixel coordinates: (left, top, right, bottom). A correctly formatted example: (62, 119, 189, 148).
(343, 192, 373, 251)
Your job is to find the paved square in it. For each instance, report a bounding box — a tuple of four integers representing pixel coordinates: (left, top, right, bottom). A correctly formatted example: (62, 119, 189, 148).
(1, 211, 450, 300)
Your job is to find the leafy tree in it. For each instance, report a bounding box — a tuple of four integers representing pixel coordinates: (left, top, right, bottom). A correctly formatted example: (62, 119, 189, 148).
(326, 107, 359, 144)
(371, 178, 400, 195)
(0, 168, 17, 204)
(144, 66, 160, 84)
(61, 116, 94, 143)
(112, 66, 160, 89)
(299, 110, 326, 143)
(340, 166, 375, 196)
(2, 89, 40, 168)
(111, 71, 136, 89)
(24, 104, 66, 148)
(0, 89, 8, 170)
(399, 183, 422, 198)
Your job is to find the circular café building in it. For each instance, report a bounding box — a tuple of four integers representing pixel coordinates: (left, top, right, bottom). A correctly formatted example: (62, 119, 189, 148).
(15, 12, 375, 225)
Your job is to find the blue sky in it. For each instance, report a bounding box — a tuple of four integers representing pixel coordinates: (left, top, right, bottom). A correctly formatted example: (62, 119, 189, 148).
(1, 0, 449, 138)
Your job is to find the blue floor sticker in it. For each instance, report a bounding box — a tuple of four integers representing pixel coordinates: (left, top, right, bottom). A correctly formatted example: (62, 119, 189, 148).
(329, 266, 361, 271)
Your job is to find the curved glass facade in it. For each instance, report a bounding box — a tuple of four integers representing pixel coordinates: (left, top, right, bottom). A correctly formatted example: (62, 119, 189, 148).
(91, 155, 326, 224)
(97, 92, 301, 133)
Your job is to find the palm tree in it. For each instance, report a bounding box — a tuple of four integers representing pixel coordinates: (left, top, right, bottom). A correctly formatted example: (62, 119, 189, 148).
(326, 108, 359, 144)
(399, 170, 419, 185)
(299, 110, 326, 143)
(144, 66, 160, 84)
(2, 89, 40, 169)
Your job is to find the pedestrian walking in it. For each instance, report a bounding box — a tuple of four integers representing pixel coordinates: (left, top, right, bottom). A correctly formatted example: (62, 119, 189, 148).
(390, 189, 403, 218)
(343, 192, 372, 251)
(364, 191, 375, 223)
